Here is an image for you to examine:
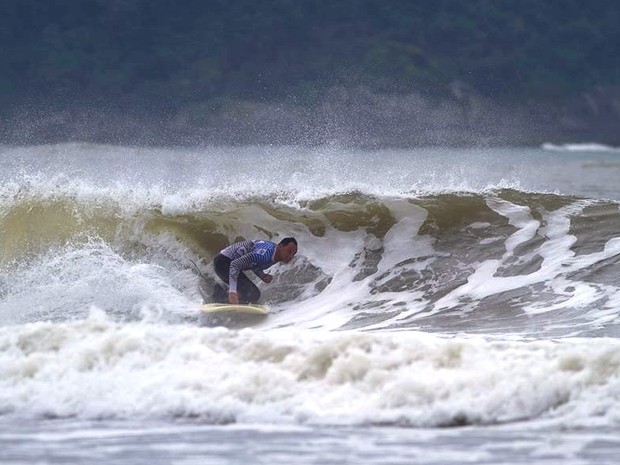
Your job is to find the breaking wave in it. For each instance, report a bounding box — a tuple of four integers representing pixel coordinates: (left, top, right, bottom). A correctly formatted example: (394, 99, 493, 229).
(2, 144, 620, 427)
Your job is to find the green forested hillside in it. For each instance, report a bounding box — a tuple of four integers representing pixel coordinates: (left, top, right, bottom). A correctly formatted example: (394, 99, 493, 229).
(2, 0, 619, 113)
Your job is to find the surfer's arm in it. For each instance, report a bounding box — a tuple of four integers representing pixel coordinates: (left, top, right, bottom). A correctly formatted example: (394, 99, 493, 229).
(252, 267, 266, 280)
(252, 268, 272, 283)
(228, 254, 255, 294)
(228, 252, 269, 292)
(252, 265, 274, 283)
(245, 251, 274, 281)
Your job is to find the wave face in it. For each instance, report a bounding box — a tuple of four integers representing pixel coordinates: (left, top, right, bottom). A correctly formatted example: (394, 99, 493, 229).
(1, 144, 620, 426)
(2, 184, 620, 337)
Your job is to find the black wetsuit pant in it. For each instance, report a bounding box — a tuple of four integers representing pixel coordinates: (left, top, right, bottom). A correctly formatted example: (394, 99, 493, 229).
(213, 254, 261, 304)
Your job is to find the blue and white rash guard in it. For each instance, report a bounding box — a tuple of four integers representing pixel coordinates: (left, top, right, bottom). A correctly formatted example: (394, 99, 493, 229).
(220, 240, 276, 293)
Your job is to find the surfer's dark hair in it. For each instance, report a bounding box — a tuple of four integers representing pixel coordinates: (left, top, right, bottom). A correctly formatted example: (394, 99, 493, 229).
(279, 237, 297, 246)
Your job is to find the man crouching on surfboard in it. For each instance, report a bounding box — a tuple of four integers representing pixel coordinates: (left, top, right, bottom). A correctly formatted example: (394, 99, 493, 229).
(211, 238, 298, 305)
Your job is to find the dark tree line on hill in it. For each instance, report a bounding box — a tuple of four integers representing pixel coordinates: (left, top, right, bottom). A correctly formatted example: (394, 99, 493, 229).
(1, 0, 619, 116)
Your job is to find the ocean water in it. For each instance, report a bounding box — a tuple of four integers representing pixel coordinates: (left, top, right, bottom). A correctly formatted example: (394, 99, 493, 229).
(1, 142, 620, 464)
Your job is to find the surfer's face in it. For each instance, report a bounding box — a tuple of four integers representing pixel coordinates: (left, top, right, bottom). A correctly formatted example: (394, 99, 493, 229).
(278, 243, 297, 263)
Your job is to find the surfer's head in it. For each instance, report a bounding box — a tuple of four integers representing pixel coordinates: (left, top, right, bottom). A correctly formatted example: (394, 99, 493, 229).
(276, 237, 298, 263)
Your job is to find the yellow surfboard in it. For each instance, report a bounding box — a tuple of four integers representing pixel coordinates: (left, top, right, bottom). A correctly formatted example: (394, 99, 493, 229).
(199, 303, 269, 315)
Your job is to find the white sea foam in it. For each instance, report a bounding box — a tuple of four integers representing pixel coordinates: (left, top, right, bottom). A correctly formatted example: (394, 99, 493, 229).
(0, 311, 619, 427)
(542, 143, 620, 152)
(0, 239, 200, 325)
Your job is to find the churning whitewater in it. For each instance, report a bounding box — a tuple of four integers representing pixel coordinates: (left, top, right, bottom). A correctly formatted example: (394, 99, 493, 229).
(1, 143, 620, 430)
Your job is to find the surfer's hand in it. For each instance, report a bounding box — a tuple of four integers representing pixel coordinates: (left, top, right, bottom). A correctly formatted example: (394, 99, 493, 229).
(262, 274, 273, 283)
(228, 292, 239, 304)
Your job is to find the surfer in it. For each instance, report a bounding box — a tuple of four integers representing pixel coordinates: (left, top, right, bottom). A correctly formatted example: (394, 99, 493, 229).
(211, 238, 298, 304)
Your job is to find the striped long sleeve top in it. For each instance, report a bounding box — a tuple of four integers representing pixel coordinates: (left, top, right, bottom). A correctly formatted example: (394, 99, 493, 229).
(220, 240, 276, 293)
